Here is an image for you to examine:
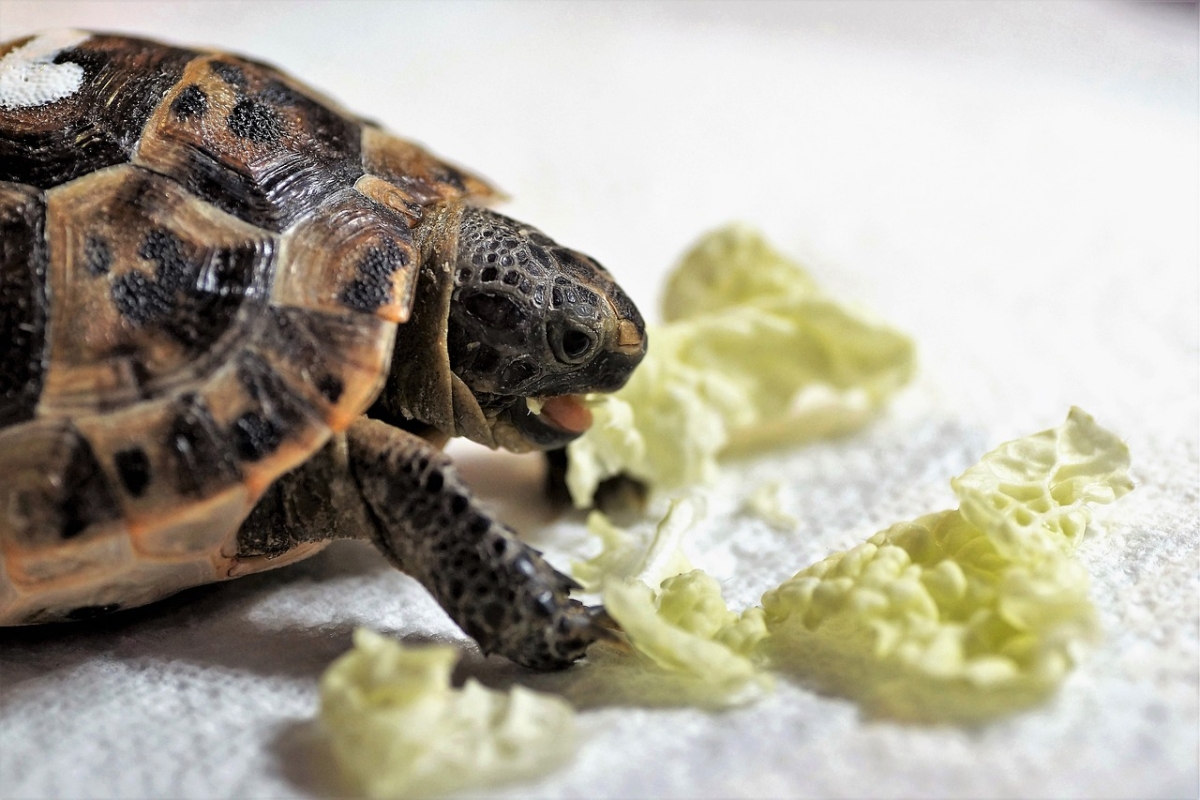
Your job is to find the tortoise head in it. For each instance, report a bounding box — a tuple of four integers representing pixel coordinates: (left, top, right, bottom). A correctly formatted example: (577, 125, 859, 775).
(445, 208, 646, 449)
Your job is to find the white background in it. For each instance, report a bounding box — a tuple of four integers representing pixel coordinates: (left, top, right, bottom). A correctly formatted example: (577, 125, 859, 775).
(1, 2, 1196, 798)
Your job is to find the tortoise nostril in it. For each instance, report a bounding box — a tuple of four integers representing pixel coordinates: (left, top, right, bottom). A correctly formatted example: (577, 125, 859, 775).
(561, 329, 592, 360)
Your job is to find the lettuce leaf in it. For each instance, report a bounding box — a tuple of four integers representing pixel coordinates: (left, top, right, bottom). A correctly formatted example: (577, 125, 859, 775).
(760, 408, 1132, 722)
(566, 224, 915, 507)
(571, 499, 771, 706)
(320, 629, 577, 797)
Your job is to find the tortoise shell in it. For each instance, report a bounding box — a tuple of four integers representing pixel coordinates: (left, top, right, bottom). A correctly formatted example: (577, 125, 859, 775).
(0, 30, 501, 622)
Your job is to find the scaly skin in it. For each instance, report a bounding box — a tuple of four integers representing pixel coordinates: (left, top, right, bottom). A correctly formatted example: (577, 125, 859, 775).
(348, 418, 611, 668)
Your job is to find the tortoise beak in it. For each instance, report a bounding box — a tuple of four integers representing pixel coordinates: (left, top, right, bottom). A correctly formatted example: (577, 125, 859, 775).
(503, 395, 592, 449)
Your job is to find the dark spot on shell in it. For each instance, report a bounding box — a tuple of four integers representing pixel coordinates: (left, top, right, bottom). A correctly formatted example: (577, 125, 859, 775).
(114, 447, 151, 497)
(316, 374, 343, 403)
(170, 85, 207, 119)
(112, 270, 175, 325)
(231, 411, 283, 461)
(169, 393, 241, 496)
(59, 439, 120, 539)
(84, 235, 112, 276)
(434, 166, 466, 191)
(227, 98, 282, 143)
(480, 266, 498, 282)
(425, 469, 444, 493)
(449, 493, 469, 515)
(230, 351, 309, 460)
(502, 270, 519, 286)
(469, 514, 490, 535)
(338, 239, 407, 313)
(209, 60, 248, 87)
(551, 287, 563, 308)
(257, 80, 303, 106)
(138, 228, 192, 291)
(66, 604, 120, 621)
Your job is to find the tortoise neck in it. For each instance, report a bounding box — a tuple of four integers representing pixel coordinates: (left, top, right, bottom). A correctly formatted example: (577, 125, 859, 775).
(371, 200, 469, 441)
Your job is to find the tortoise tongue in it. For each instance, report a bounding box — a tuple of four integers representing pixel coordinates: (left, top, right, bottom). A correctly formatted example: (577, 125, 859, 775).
(538, 395, 593, 434)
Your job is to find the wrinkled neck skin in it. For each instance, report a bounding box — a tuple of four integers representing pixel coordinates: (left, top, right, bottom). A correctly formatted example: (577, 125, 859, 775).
(376, 202, 501, 449)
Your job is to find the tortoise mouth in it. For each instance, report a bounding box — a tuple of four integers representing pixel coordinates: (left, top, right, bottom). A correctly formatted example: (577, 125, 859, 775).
(500, 394, 593, 450)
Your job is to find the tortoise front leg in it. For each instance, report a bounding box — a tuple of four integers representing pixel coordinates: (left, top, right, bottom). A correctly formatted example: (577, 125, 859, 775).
(347, 417, 608, 669)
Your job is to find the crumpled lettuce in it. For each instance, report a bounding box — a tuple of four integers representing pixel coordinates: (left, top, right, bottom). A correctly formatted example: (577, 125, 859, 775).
(760, 408, 1132, 722)
(566, 224, 915, 507)
(572, 499, 771, 705)
(320, 629, 576, 798)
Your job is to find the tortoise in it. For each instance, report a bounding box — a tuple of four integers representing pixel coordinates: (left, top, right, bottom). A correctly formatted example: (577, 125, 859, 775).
(0, 30, 646, 669)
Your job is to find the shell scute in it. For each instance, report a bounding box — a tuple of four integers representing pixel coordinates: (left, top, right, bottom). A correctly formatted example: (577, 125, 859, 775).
(0, 33, 196, 188)
(361, 124, 499, 206)
(273, 188, 418, 324)
(134, 52, 364, 232)
(40, 164, 276, 416)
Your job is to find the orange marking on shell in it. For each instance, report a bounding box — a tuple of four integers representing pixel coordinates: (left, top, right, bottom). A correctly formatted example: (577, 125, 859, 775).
(326, 406, 359, 432)
(375, 302, 408, 324)
(0, 524, 133, 591)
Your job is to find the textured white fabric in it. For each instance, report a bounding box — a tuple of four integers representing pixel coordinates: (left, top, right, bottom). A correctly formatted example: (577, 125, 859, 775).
(0, 2, 1195, 797)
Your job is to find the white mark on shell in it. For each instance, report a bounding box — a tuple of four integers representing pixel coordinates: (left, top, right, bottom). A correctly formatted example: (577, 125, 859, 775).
(0, 29, 92, 110)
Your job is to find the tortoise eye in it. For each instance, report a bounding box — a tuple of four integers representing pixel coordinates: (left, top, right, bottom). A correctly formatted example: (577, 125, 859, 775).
(550, 323, 596, 363)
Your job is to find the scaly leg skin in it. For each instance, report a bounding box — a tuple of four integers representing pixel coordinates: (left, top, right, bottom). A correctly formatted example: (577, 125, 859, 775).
(347, 417, 608, 669)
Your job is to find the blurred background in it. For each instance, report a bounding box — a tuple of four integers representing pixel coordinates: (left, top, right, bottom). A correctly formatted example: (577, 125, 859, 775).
(1, 3, 1195, 798)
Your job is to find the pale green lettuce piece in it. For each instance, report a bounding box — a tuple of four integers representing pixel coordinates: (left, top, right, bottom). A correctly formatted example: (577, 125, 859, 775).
(572, 500, 771, 705)
(760, 408, 1132, 722)
(320, 629, 576, 798)
(951, 406, 1134, 563)
(565, 224, 915, 507)
(601, 572, 770, 704)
